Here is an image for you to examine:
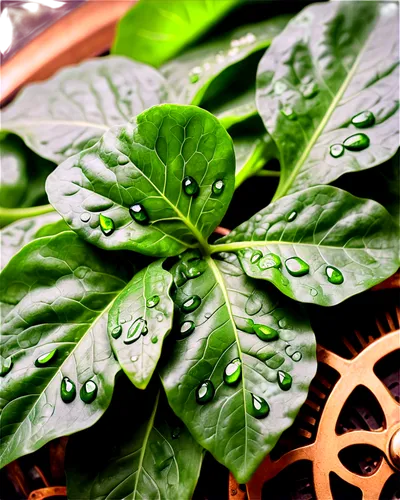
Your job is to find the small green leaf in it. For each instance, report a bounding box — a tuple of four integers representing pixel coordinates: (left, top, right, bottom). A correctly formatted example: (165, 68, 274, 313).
(161, 253, 316, 483)
(1, 57, 171, 163)
(112, 0, 241, 67)
(46, 104, 235, 256)
(0, 232, 134, 468)
(256, 2, 399, 199)
(0, 137, 28, 208)
(215, 186, 399, 305)
(108, 260, 174, 389)
(66, 379, 204, 500)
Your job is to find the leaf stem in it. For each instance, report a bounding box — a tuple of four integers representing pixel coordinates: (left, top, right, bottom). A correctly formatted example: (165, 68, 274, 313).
(255, 170, 280, 178)
(0, 204, 55, 227)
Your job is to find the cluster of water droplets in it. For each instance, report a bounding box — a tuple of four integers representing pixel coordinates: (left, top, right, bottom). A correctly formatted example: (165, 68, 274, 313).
(329, 111, 374, 158)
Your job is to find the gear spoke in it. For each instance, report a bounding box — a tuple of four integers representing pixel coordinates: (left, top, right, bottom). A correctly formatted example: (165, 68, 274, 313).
(336, 429, 387, 453)
(362, 372, 400, 428)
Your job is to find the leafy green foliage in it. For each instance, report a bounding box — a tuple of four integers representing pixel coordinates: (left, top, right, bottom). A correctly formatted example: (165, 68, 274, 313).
(0, 137, 28, 208)
(109, 260, 174, 389)
(66, 378, 204, 500)
(161, 253, 316, 483)
(0, 232, 133, 468)
(1, 57, 171, 163)
(216, 186, 399, 305)
(47, 105, 235, 256)
(256, 2, 399, 199)
(112, 0, 240, 67)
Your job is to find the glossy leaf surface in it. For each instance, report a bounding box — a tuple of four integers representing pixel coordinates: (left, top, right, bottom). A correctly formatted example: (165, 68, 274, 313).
(0, 212, 67, 270)
(112, 0, 240, 67)
(256, 2, 399, 199)
(47, 104, 235, 256)
(1, 57, 170, 163)
(0, 137, 28, 208)
(66, 379, 204, 500)
(161, 253, 316, 483)
(163, 17, 290, 106)
(0, 232, 133, 468)
(216, 186, 399, 305)
(109, 260, 174, 389)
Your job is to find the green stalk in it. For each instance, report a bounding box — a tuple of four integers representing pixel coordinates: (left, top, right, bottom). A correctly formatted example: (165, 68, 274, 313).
(0, 204, 55, 227)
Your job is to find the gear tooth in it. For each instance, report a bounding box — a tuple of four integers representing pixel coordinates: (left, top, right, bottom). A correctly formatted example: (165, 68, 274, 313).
(342, 337, 359, 357)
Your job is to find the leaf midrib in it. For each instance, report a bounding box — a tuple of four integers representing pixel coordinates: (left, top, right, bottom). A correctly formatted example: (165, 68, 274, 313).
(3, 119, 109, 131)
(273, 12, 379, 200)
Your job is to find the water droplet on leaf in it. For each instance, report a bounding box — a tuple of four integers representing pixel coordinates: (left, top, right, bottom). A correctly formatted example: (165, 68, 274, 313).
(0, 356, 13, 377)
(300, 81, 319, 99)
(330, 144, 344, 158)
(258, 253, 282, 270)
(182, 176, 199, 196)
(171, 426, 181, 439)
(182, 295, 201, 313)
(286, 211, 297, 222)
(80, 380, 98, 403)
(151, 336, 158, 344)
(146, 295, 160, 308)
(285, 257, 310, 277)
(251, 394, 270, 418)
(224, 358, 242, 386)
(129, 204, 149, 225)
(131, 356, 138, 362)
(61, 377, 76, 403)
(117, 155, 129, 165)
(326, 265, 344, 284)
(351, 110, 375, 128)
(196, 380, 214, 404)
(99, 214, 114, 236)
(35, 348, 57, 367)
(250, 250, 262, 264)
(156, 313, 163, 322)
(253, 324, 279, 341)
(80, 212, 91, 223)
(291, 351, 302, 362)
(281, 106, 297, 120)
(180, 321, 195, 338)
(277, 370, 292, 391)
(212, 179, 225, 195)
(111, 325, 122, 339)
(125, 317, 147, 344)
(343, 133, 370, 151)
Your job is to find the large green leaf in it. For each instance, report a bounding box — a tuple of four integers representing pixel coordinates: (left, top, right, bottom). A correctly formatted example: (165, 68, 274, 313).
(214, 186, 399, 306)
(0, 137, 28, 208)
(108, 260, 174, 389)
(162, 17, 290, 106)
(46, 105, 235, 257)
(256, 2, 399, 200)
(0, 57, 171, 163)
(212, 86, 257, 130)
(161, 252, 316, 483)
(112, 0, 240, 68)
(0, 212, 67, 270)
(66, 378, 204, 500)
(0, 232, 134, 468)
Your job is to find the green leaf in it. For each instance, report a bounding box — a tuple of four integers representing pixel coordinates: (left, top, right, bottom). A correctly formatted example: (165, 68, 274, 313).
(0, 137, 28, 208)
(162, 17, 290, 106)
(0, 212, 67, 270)
(212, 86, 257, 129)
(66, 378, 204, 500)
(46, 104, 235, 257)
(108, 260, 174, 389)
(112, 0, 241, 68)
(161, 252, 316, 483)
(0, 57, 171, 163)
(0, 232, 134, 468)
(256, 2, 399, 199)
(214, 186, 399, 306)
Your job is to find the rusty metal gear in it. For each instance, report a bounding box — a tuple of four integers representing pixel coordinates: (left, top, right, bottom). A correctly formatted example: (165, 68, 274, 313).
(230, 306, 400, 500)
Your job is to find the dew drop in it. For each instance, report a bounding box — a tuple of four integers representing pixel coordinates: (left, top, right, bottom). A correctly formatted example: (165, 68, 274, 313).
(171, 426, 181, 439)
(223, 358, 242, 386)
(196, 380, 214, 404)
(35, 348, 58, 367)
(255, 214, 262, 222)
(351, 110, 375, 128)
(253, 324, 279, 342)
(291, 351, 302, 362)
(117, 155, 129, 165)
(61, 377, 76, 403)
(258, 253, 282, 270)
(99, 214, 115, 236)
(205, 312, 211, 319)
(151, 336, 158, 344)
(124, 317, 147, 344)
(310, 288, 318, 297)
(234, 317, 254, 333)
(245, 292, 263, 316)
(80, 212, 91, 223)
(129, 204, 149, 225)
(285, 257, 310, 277)
(250, 250, 262, 264)
(251, 394, 270, 418)
(182, 295, 201, 313)
(330, 144, 344, 158)
(131, 356, 139, 362)
(212, 179, 225, 195)
(111, 325, 122, 339)
(0, 356, 13, 377)
(277, 370, 292, 391)
(278, 318, 288, 329)
(300, 81, 319, 99)
(281, 106, 297, 120)
(146, 295, 160, 308)
(182, 176, 199, 196)
(325, 265, 344, 284)
(286, 211, 297, 222)
(156, 313, 164, 323)
(180, 321, 195, 338)
(80, 380, 98, 404)
(343, 133, 370, 151)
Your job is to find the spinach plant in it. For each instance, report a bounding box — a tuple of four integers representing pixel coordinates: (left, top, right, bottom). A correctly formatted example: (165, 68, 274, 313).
(0, 0, 398, 497)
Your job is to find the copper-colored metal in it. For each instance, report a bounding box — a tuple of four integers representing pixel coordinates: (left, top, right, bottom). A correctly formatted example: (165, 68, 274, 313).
(1, 0, 135, 105)
(6, 461, 30, 498)
(372, 271, 400, 291)
(33, 466, 50, 487)
(28, 486, 67, 500)
(234, 307, 400, 500)
(49, 436, 68, 482)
